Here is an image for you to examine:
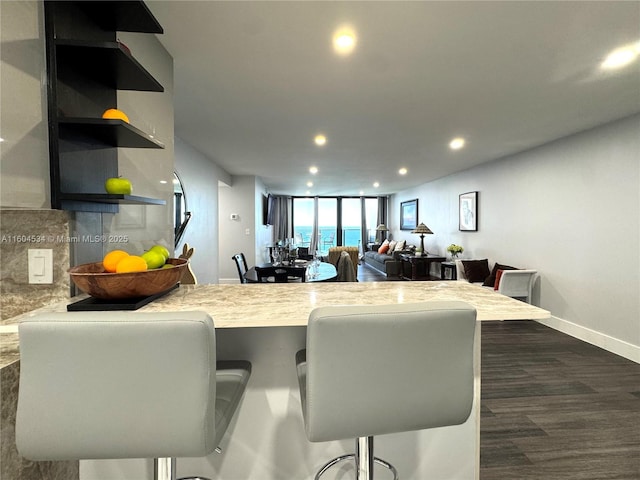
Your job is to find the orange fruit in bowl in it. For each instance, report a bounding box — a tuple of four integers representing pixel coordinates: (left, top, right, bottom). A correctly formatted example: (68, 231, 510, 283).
(115, 255, 148, 273)
(102, 250, 130, 272)
(102, 108, 130, 123)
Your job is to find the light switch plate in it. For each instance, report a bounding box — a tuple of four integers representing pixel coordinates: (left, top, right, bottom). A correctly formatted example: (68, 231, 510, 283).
(28, 249, 53, 284)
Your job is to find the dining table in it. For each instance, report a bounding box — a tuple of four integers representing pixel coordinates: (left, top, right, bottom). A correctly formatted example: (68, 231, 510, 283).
(244, 260, 337, 283)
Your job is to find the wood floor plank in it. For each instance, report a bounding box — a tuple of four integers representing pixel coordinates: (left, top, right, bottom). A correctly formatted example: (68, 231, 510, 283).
(358, 265, 640, 479)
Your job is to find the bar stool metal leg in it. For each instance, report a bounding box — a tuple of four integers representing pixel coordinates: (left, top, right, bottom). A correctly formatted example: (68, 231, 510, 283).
(356, 437, 374, 480)
(314, 436, 398, 480)
(154, 457, 176, 480)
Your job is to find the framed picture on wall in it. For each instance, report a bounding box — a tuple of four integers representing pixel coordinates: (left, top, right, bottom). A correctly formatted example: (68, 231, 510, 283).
(459, 191, 478, 231)
(400, 199, 418, 230)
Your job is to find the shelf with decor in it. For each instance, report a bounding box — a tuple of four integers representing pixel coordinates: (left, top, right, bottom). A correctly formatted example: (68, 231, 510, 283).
(58, 118, 165, 149)
(45, 1, 165, 213)
(59, 194, 166, 212)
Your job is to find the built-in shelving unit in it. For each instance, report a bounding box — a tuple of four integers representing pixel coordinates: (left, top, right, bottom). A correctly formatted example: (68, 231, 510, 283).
(56, 40, 164, 92)
(45, 1, 166, 213)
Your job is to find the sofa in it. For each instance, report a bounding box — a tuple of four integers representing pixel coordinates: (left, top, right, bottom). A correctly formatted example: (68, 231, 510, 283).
(455, 259, 538, 304)
(363, 240, 415, 277)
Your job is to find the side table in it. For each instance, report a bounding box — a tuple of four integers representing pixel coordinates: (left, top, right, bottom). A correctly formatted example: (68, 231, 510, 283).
(400, 254, 446, 281)
(440, 261, 457, 280)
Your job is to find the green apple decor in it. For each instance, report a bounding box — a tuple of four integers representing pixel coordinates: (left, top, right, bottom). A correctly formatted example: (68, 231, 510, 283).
(105, 177, 133, 195)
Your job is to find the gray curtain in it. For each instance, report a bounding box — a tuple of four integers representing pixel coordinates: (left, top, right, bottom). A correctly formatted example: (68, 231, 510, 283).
(377, 196, 388, 228)
(377, 196, 388, 241)
(268, 195, 292, 243)
(309, 197, 319, 254)
(360, 196, 368, 255)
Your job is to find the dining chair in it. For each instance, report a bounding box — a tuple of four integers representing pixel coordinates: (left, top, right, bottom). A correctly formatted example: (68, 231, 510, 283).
(255, 265, 306, 283)
(231, 253, 248, 284)
(336, 251, 357, 282)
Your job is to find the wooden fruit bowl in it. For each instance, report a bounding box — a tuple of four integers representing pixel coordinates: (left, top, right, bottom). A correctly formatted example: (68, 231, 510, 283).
(68, 258, 188, 300)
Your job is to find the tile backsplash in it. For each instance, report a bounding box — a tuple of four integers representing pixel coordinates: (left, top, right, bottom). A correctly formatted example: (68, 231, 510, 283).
(0, 209, 71, 322)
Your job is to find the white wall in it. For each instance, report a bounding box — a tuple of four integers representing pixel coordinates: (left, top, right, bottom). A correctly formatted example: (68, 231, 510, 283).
(219, 175, 271, 283)
(390, 115, 640, 361)
(174, 137, 230, 284)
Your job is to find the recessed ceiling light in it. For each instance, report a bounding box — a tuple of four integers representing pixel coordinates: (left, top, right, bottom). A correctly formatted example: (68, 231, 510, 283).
(159, 180, 168, 184)
(398, 167, 408, 175)
(314, 134, 327, 146)
(449, 137, 466, 150)
(359, 190, 364, 195)
(309, 166, 318, 174)
(332, 26, 357, 56)
(373, 182, 380, 188)
(601, 43, 640, 70)
(306, 181, 314, 188)
(0, 137, 4, 143)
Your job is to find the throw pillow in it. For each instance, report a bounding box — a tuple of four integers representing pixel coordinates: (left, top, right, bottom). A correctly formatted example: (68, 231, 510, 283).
(462, 259, 490, 283)
(388, 240, 398, 253)
(483, 263, 518, 287)
(378, 240, 390, 254)
(395, 240, 406, 251)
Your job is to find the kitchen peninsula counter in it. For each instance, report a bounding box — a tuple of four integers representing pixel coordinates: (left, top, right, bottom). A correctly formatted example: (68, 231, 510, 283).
(2, 281, 549, 480)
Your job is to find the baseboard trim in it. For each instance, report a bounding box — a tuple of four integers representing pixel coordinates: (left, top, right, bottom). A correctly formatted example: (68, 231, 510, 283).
(218, 277, 240, 284)
(536, 316, 640, 363)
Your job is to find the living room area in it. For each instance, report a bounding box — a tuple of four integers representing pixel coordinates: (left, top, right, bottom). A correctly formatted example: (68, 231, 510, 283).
(2, 1, 638, 478)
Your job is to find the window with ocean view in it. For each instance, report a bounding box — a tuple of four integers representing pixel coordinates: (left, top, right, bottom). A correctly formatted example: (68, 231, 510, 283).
(292, 197, 381, 255)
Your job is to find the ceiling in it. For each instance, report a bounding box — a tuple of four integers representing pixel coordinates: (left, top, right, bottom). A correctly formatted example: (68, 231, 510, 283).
(147, 1, 640, 196)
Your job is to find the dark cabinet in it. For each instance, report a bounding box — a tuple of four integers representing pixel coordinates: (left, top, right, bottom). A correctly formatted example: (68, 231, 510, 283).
(45, 1, 166, 212)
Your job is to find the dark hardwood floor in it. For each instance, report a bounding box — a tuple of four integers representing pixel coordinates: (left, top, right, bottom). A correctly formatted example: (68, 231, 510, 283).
(358, 262, 640, 479)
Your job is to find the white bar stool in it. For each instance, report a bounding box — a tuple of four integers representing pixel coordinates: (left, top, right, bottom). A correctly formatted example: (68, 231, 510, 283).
(16, 311, 251, 480)
(296, 301, 477, 479)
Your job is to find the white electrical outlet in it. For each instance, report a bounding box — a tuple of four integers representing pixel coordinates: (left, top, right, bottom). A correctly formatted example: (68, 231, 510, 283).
(28, 249, 53, 284)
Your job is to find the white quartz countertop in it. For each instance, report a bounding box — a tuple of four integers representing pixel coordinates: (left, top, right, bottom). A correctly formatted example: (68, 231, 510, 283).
(140, 281, 549, 327)
(1, 281, 549, 368)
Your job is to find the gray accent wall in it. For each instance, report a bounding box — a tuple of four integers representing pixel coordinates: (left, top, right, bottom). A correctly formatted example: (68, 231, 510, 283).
(391, 114, 640, 360)
(0, 1, 50, 208)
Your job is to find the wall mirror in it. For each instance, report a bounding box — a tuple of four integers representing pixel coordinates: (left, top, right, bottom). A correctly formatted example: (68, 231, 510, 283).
(173, 171, 191, 247)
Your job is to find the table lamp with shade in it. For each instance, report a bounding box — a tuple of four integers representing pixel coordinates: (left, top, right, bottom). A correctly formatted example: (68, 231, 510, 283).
(375, 224, 389, 243)
(411, 222, 433, 254)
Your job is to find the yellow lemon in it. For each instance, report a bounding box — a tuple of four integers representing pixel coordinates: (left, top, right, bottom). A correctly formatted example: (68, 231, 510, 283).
(102, 108, 130, 123)
(115, 255, 148, 273)
(102, 250, 129, 273)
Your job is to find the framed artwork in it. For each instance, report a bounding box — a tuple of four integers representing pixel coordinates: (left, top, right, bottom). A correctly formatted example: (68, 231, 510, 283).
(400, 199, 418, 230)
(459, 191, 478, 231)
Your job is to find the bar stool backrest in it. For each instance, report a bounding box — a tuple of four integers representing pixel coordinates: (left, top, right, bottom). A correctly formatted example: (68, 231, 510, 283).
(301, 301, 477, 442)
(16, 311, 218, 460)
